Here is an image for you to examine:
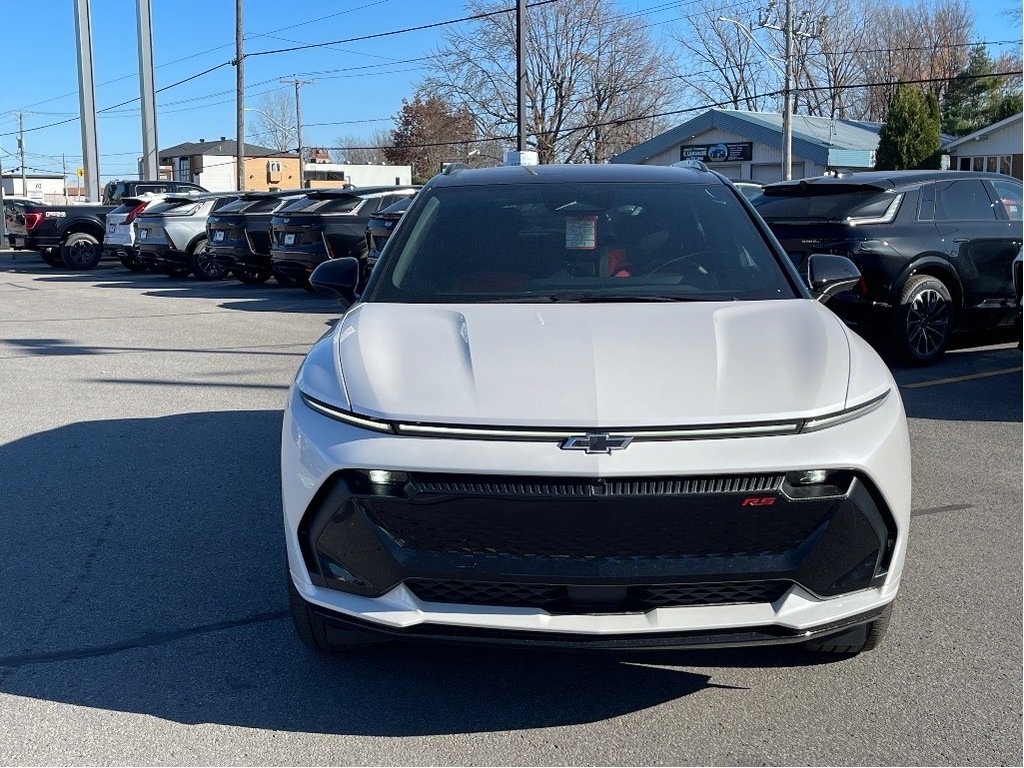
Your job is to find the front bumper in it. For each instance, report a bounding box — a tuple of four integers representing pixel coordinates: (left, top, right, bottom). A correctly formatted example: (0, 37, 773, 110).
(283, 384, 912, 644)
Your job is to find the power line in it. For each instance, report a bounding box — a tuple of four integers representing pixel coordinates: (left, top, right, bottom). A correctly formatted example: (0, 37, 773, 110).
(245, 0, 564, 59)
(319, 69, 1023, 153)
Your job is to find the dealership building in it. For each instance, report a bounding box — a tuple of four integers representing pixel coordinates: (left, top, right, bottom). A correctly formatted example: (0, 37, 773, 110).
(612, 108, 885, 182)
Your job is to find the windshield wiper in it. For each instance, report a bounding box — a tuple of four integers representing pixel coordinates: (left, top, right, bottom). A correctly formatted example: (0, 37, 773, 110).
(563, 293, 708, 303)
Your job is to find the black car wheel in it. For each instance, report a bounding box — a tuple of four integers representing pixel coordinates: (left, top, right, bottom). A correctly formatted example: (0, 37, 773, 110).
(273, 268, 297, 287)
(119, 251, 147, 272)
(188, 238, 228, 281)
(61, 232, 102, 270)
(160, 263, 191, 277)
(287, 575, 380, 653)
(804, 602, 893, 655)
(41, 249, 64, 268)
(232, 267, 272, 284)
(894, 275, 954, 365)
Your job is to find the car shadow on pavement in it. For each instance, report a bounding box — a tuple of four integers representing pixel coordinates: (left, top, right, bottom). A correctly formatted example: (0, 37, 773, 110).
(893, 344, 1022, 423)
(0, 411, 848, 736)
(0, 257, 340, 315)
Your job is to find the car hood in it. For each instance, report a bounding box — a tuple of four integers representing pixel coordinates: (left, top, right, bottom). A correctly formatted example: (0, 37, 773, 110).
(332, 300, 858, 428)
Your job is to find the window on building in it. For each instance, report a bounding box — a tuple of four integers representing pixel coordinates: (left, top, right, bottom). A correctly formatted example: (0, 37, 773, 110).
(267, 160, 282, 173)
(956, 155, 1016, 176)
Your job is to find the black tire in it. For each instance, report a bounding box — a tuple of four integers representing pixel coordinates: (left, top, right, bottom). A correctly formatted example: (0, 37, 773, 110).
(804, 602, 893, 655)
(273, 269, 297, 287)
(232, 267, 272, 284)
(61, 232, 102, 270)
(187, 238, 228, 281)
(287, 575, 382, 653)
(119, 251, 147, 272)
(41, 249, 64, 268)
(893, 274, 954, 365)
(161, 263, 191, 278)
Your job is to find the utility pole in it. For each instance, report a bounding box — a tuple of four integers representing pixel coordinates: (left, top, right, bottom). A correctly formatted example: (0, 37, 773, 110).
(136, 0, 159, 180)
(74, 0, 101, 201)
(234, 0, 245, 191)
(516, 0, 526, 153)
(18, 113, 26, 196)
(281, 78, 313, 188)
(720, 1, 825, 181)
(63, 154, 69, 204)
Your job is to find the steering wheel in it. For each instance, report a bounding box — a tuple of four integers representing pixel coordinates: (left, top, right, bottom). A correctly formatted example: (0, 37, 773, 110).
(646, 253, 705, 276)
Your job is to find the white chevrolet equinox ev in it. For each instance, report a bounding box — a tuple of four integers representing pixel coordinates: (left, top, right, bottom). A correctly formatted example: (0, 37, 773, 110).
(281, 163, 911, 656)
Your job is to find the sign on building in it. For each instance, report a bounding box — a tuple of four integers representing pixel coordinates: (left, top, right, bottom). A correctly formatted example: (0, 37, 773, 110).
(680, 142, 752, 163)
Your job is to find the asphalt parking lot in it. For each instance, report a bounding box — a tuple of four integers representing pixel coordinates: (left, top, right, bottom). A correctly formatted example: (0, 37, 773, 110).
(0, 251, 1020, 766)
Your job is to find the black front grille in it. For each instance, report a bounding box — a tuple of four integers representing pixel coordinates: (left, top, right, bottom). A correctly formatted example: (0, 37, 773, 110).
(406, 578, 791, 613)
(411, 473, 784, 498)
(366, 491, 812, 561)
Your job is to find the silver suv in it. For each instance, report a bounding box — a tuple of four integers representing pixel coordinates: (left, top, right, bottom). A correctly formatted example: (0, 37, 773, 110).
(134, 192, 240, 279)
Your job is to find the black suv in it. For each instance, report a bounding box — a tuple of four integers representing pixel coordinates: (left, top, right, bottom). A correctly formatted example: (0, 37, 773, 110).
(206, 190, 305, 284)
(755, 171, 1023, 364)
(364, 195, 414, 277)
(270, 186, 418, 287)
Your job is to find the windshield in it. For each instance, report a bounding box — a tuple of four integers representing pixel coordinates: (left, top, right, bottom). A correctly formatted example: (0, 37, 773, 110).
(367, 182, 795, 303)
(755, 187, 891, 221)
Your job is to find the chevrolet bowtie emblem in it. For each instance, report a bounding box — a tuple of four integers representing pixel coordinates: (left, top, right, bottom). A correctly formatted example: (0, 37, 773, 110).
(560, 433, 633, 454)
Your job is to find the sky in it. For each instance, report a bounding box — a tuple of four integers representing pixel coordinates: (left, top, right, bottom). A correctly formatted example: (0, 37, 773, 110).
(0, 0, 1019, 183)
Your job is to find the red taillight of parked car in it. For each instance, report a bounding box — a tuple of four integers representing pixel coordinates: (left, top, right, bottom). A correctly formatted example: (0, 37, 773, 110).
(23, 212, 44, 231)
(124, 202, 147, 225)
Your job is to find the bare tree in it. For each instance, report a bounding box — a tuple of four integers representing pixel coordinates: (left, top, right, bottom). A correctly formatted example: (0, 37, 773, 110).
(673, 1, 775, 113)
(858, 0, 973, 119)
(331, 129, 391, 164)
(425, 0, 673, 163)
(249, 91, 296, 152)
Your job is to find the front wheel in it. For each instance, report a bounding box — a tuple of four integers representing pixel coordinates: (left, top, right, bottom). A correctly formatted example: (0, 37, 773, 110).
(287, 576, 382, 653)
(804, 602, 893, 655)
(119, 251, 147, 272)
(188, 238, 228, 280)
(61, 232, 102, 270)
(232, 267, 272, 284)
(893, 275, 954, 365)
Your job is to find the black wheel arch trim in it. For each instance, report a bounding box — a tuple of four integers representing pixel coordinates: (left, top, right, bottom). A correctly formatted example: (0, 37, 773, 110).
(59, 220, 106, 245)
(893, 255, 963, 308)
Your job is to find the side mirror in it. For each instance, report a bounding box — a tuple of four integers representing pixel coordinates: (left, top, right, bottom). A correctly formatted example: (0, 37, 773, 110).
(310, 257, 360, 304)
(807, 254, 861, 302)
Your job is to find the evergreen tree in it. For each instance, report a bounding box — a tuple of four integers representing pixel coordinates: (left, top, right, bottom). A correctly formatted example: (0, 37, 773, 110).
(876, 84, 941, 170)
(941, 46, 1006, 136)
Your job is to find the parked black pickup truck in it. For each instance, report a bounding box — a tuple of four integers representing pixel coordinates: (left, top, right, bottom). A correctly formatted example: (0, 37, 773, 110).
(9, 179, 208, 269)
(9, 203, 114, 269)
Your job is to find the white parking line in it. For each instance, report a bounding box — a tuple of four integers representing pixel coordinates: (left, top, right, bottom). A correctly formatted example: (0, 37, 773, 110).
(902, 366, 1023, 389)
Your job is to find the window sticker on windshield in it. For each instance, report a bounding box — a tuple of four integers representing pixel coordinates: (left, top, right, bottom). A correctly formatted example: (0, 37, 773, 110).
(565, 215, 597, 250)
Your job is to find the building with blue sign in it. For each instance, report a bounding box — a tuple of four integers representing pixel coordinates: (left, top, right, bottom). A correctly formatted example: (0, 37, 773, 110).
(612, 109, 885, 182)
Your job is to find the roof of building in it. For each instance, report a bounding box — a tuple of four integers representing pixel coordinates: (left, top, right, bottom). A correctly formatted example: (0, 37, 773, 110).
(159, 139, 296, 160)
(943, 112, 1023, 151)
(611, 109, 887, 166)
(2, 171, 64, 179)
